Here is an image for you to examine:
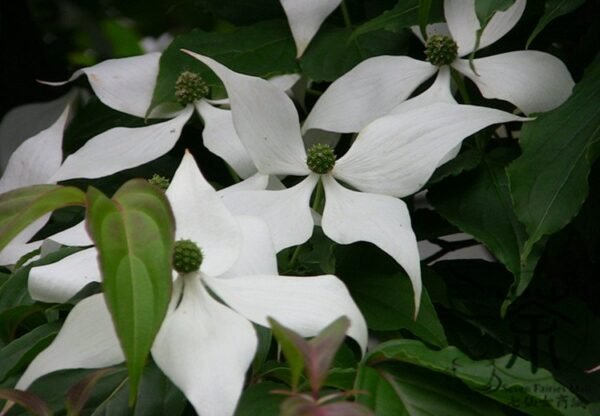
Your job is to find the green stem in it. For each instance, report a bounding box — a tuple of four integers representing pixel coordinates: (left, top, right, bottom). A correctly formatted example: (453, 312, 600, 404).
(450, 68, 470, 105)
(341, 1, 352, 28)
(226, 165, 241, 184)
(288, 178, 325, 269)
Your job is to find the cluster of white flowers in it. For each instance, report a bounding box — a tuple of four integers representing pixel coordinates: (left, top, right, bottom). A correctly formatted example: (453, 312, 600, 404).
(0, 0, 574, 415)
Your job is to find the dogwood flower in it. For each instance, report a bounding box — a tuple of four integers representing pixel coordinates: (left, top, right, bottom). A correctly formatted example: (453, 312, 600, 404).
(46, 52, 300, 181)
(0, 93, 81, 265)
(303, 0, 574, 134)
(184, 52, 527, 312)
(279, 0, 342, 57)
(16, 152, 367, 416)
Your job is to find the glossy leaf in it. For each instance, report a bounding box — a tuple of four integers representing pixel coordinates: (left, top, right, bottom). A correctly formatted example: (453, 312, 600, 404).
(0, 322, 59, 383)
(526, 0, 586, 48)
(365, 339, 589, 415)
(85, 180, 175, 403)
(335, 244, 447, 347)
(428, 148, 545, 310)
(475, 0, 516, 26)
(508, 56, 600, 265)
(150, 20, 298, 112)
(355, 364, 505, 416)
(234, 381, 286, 416)
(418, 0, 433, 40)
(301, 27, 408, 82)
(351, 0, 419, 39)
(0, 185, 86, 253)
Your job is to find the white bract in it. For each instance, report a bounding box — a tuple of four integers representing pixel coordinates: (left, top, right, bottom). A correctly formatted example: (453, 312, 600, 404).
(17, 152, 367, 416)
(184, 51, 528, 313)
(279, 0, 342, 57)
(45, 52, 300, 181)
(0, 93, 84, 265)
(304, 0, 575, 134)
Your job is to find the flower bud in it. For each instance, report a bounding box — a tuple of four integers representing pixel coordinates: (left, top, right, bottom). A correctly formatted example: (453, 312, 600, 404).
(173, 239, 203, 273)
(175, 71, 209, 105)
(424, 35, 458, 66)
(306, 143, 336, 174)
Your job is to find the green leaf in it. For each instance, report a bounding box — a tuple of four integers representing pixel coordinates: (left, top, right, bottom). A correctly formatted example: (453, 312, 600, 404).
(234, 381, 286, 416)
(526, 0, 586, 48)
(508, 55, 600, 264)
(85, 180, 175, 404)
(335, 244, 447, 348)
(418, 0, 433, 40)
(365, 339, 590, 415)
(355, 364, 505, 416)
(301, 27, 408, 82)
(0, 322, 59, 383)
(132, 361, 187, 416)
(475, 0, 516, 26)
(0, 185, 86, 253)
(150, 20, 298, 112)
(428, 148, 544, 310)
(0, 388, 52, 416)
(351, 0, 419, 39)
(268, 318, 306, 392)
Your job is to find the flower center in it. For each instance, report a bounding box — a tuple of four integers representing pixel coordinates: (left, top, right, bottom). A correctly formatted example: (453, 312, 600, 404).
(173, 239, 203, 273)
(424, 35, 458, 66)
(148, 174, 170, 191)
(175, 71, 209, 105)
(306, 143, 336, 174)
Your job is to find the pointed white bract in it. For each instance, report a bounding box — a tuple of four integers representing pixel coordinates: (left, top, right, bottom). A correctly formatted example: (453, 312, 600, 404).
(280, 0, 343, 57)
(186, 52, 534, 313)
(41, 52, 299, 181)
(16, 152, 366, 416)
(306, 0, 573, 134)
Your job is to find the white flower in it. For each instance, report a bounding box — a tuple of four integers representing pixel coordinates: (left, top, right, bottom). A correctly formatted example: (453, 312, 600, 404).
(44, 52, 300, 182)
(16, 152, 367, 416)
(183, 52, 528, 312)
(303, 0, 574, 134)
(0, 92, 82, 265)
(279, 0, 343, 57)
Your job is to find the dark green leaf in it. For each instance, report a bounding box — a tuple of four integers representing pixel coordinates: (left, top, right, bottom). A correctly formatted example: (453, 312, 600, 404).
(234, 381, 286, 416)
(526, 0, 586, 48)
(418, 0, 433, 40)
(351, 0, 419, 39)
(85, 180, 175, 403)
(428, 148, 544, 310)
(150, 20, 298, 112)
(301, 27, 408, 82)
(428, 147, 483, 184)
(0, 185, 86, 253)
(366, 339, 589, 415)
(335, 244, 447, 347)
(508, 55, 600, 266)
(0, 323, 59, 383)
(0, 388, 52, 416)
(355, 364, 505, 416)
(475, 0, 516, 26)
(133, 361, 187, 416)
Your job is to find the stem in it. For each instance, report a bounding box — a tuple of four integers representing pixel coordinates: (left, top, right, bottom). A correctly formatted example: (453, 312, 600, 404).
(226, 165, 241, 184)
(341, 1, 352, 28)
(450, 68, 470, 105)
(288, 178, 324, 270)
